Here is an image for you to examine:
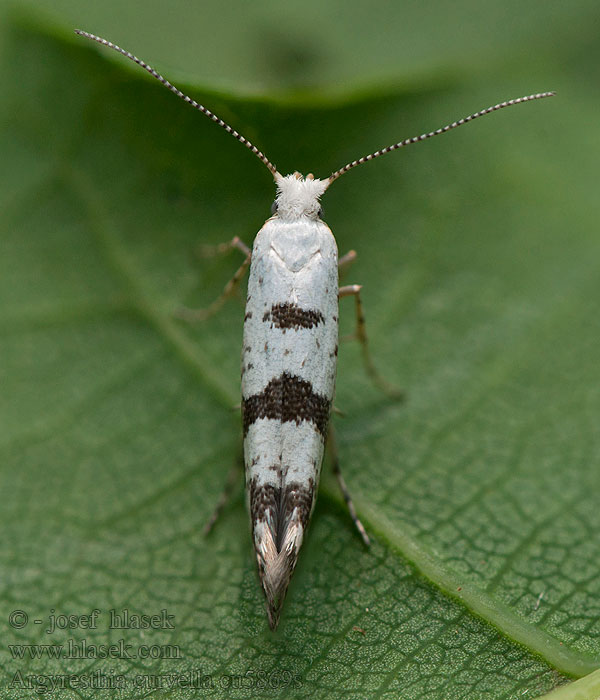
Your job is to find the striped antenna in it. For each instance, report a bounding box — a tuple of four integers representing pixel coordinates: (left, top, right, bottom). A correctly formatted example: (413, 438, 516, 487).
(75, 30, 278, 176)
(328, 92, 555, 183)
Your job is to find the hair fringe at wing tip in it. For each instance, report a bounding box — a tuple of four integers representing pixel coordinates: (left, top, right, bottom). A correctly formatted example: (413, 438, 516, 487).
(258, 521, 304, 603)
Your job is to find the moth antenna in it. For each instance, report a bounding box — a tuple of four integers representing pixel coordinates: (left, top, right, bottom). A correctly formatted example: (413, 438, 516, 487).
(75, 30, 278, 176)
(328, 92, 555, 183)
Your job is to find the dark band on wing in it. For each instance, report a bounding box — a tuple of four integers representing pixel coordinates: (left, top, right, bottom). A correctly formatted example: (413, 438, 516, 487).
(249, 477, 315, 541)
(263, 302, 325, 330)
(242, 372, 330, 437)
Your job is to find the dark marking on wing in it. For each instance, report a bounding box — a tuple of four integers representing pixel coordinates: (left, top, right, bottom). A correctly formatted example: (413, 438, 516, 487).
(242, 372, 330, 437)
(249, 477, 315, 546)
(263, 302, 325, 331)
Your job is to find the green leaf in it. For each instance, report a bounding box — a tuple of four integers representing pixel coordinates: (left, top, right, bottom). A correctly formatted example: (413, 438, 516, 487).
(1, 6, 599, 699)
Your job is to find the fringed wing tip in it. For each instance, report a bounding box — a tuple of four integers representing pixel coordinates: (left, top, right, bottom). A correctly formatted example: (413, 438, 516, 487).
(255, 520, 305, 630)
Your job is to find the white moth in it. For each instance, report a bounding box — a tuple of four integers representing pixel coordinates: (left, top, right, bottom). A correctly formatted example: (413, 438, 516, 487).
(75, 29, 554, 629)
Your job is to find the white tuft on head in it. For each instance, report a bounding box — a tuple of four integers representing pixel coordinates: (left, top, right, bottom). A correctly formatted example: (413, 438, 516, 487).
(273, 172, 330, 222)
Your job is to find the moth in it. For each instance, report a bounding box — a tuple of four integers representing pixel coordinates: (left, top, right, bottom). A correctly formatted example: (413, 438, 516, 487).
(75, 29, 554, 629)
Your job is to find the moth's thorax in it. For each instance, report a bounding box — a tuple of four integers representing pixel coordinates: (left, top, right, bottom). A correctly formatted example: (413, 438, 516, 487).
(273, 172, 330, 222)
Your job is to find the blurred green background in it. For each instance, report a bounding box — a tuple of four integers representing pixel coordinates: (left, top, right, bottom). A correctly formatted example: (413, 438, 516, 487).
(1, 1, 600, 699)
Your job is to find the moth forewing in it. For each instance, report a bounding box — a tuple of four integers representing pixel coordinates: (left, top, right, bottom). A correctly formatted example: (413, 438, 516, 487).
(75, 28, 554, 630)
(241, 188, 338, 628)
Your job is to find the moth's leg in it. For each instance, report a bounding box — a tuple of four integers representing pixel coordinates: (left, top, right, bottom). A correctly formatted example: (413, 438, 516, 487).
(339, 284, 403, 399)
(327, 425, 370, 547)
(338, 249, 357, 275)
(197, 236, 251, 259)
(203, 453, 244, 535)
(176, 236, 251, 322)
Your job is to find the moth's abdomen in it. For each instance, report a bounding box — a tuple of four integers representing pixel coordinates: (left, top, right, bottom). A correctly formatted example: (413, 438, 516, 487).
(241, 218, 338, 628)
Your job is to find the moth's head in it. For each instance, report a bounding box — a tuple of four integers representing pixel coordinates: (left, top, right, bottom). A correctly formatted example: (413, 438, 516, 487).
(271, 172, 330, 222)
